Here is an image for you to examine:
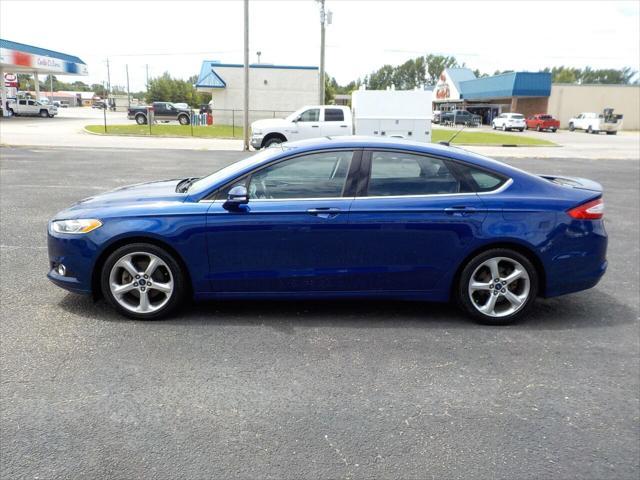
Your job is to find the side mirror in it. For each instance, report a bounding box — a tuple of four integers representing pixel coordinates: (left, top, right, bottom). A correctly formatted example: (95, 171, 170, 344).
(223, 185, 248, 211)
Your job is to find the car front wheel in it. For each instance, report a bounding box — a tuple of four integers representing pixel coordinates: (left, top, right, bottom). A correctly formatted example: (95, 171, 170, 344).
(457, 249, 538, 325)
(101, 243, 186, 320)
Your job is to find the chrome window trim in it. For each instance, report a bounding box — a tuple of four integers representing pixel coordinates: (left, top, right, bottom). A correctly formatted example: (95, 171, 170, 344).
(199, 178, 513, 204)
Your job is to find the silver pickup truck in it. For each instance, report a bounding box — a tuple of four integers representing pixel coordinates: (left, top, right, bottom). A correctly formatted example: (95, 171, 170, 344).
(8, 98, 58, 118)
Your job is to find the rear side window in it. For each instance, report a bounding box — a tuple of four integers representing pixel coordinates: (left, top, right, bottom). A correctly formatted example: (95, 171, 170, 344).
(324, 108, 344, 122)
(366, 152, 460, 196)
(454, 163, 508, 192)
(364, 151, 508, 196)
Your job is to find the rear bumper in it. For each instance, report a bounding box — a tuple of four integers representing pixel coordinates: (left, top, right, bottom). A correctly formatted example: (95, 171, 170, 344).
(543, 219, 608, 297)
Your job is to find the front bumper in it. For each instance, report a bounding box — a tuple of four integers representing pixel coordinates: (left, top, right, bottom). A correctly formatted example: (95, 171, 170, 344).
(47, 230, 99, 295)
(250, 134, 264, 149)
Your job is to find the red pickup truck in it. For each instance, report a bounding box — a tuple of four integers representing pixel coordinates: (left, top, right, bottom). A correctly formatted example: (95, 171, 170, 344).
(525, 114, 560, 132)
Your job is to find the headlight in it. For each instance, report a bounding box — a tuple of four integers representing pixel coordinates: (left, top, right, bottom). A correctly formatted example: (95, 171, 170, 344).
(51, 219, 102, 234)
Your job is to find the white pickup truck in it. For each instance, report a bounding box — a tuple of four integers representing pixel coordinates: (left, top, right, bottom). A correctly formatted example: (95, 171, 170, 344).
(250, 105, 352, 149)
(7, 98, 58, 118)
(568, 109, 622, 135)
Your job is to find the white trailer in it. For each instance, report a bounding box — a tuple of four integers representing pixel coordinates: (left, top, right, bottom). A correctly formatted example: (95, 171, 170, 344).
(351, 89, 432, 143)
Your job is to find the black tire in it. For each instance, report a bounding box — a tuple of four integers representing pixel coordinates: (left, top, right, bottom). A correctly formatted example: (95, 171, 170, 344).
(502, 124, 507, 131)
(456, 248, 539, 325)
(606, 131, 617, 135)
(48, 114, 54, 118)
(101, 243, 187, 320)
(263, 136, 285, 148)
(492, 123, 496, 130)
(569, 122, 575, 132)
(8, 108, 15, 116)
(519, 128, 524, 132)
(178, 114, 190, 125)
(39, 109, 48, 118)
(536, 125, 542, 132)
(135, 114, 147, 125)
(551, 128, 557, 132)
(586, 125, 592, 134)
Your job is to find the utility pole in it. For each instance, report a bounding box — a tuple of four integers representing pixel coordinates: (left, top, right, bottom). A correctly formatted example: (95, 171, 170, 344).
(126, 64, 131, 110)
(318, 0, 325, 105)
(145, 64, 149, 90)
(49, 74, 54, 103)
(243, 0, 250, 151)
(106, 57, 111, 106)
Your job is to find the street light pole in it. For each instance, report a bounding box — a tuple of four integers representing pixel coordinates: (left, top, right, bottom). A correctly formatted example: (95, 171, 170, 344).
(243, 0, 250, 151)
(126, 64, 131, 110)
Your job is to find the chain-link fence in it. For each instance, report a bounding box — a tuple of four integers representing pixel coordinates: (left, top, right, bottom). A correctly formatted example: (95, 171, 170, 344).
(92, 107, 295, 139)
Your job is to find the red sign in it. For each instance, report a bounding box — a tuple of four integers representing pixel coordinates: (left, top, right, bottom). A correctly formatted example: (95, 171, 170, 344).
(4, 73, 18, 87)
(12, 51, 32, 67)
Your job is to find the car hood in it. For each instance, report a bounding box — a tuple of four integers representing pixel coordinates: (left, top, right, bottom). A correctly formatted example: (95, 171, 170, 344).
(53, 179, 187, 219)
(251, 118, 292, 131)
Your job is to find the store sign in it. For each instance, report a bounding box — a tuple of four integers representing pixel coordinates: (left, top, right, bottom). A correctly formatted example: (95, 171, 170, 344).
(0, 48, 88, 76)
(434, 73, 461, 101)
(4, 73, 18, 87)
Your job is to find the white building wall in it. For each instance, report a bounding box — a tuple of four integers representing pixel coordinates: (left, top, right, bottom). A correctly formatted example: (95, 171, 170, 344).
(204, 66, 318, 124)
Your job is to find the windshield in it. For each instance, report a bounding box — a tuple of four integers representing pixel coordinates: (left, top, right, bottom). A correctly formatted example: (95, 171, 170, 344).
(188, 146, 292, 194)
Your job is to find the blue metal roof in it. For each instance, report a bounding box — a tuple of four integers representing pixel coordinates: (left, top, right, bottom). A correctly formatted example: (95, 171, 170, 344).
(444, 68, 476, 91)
(195, 61, 227, 88)
(196, 61, 319, 88)
(459, 72, 551, 99)
(0, 38, 86, 65)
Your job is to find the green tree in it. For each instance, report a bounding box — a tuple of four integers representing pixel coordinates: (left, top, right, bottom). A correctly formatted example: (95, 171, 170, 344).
(424, 54, 458, 85)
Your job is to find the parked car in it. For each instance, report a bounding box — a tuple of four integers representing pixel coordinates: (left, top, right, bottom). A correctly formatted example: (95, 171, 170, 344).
(47, 137, 607, 325)
(433, 110, 442, 124)
(440, 109, 481, 126)
(492, 113, 526, 132)
(525, 114, 560, 132)
(92, 100, 107, 109)
(59, 101, 69, 108)
(250, 105, 352, 149)
(568, 109, 622, 135)
(127, 102, 192, 125)
(7, 98, 58, 118)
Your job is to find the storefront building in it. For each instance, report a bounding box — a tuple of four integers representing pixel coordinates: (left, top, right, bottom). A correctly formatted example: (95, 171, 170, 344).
(433, 68, 551, 124)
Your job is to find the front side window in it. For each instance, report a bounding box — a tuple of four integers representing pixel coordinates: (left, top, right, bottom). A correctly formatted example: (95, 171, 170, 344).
(248, 151, 353, 199)
(366, 152, 460, 196)
(298, 109, 320, 122)
(324, 108, 344, 122)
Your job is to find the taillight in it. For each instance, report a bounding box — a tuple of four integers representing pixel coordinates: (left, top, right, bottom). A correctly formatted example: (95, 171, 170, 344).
(568, 198, 604, 219)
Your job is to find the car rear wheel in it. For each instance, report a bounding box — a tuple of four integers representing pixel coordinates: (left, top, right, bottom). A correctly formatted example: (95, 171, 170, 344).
(101, 243, 186, 320)
(457, 249, 538, 325)
(536, 125, 542, 132)
(135, 114, 147, 125)
(587, 125, 593, 134)
(39, 109, 48, 118)
(178, 114, 190, 125)
(502, 124, 507, 131)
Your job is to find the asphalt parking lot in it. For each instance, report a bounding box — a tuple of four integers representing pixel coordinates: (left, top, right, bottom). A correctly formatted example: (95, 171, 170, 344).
(1, 146, 638, 479)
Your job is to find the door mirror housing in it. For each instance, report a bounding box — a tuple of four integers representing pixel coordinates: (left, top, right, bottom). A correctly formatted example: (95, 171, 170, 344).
(223, 185, 249, 210)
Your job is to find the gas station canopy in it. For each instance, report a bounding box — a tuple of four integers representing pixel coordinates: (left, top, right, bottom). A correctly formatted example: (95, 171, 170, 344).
(0, 38, 87, 75)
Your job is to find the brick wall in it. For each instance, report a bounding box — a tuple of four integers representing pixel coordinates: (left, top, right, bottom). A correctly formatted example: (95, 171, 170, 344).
(511, 97, 549, 117)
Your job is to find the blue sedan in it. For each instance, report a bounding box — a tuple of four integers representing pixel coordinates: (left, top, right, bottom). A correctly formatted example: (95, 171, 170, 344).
(47, 137, 607, 324)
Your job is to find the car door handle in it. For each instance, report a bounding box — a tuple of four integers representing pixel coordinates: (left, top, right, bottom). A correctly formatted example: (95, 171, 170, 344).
(307, 207, 341, 219)
(444, 206, 478, 216)
(311, 125, 320, 128)
(340, 125, 348, 128)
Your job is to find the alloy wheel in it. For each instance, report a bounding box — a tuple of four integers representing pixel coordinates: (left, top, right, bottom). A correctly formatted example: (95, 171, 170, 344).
(467, 256, 530, 318)
(108, 252, 174, 314)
